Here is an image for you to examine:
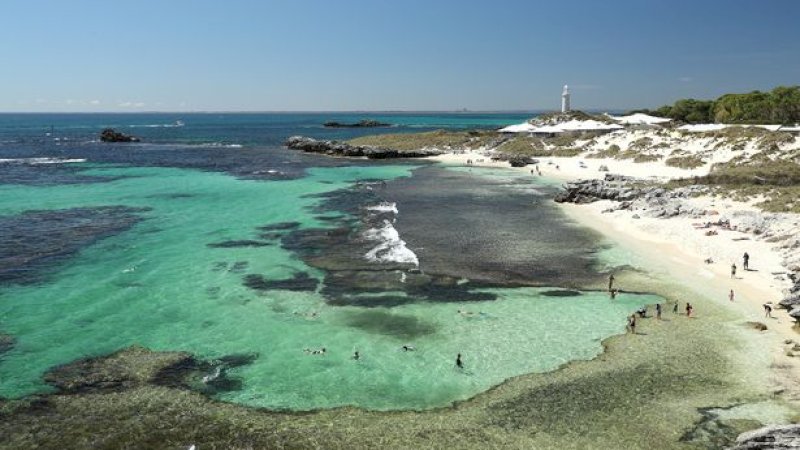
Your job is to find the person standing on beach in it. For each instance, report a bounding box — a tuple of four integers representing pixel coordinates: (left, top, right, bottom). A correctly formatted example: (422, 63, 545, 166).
(656, 303, 662, 320)
(729, 289, 735, 302)
(731, 263, 737, 279)
(686, 302, 693, 317)
(608, 274, 615, 291)
(764, 303, 772, 318)
(673, 302, 678, 314)
(743, 252, 750, 270)
(628, 315, 636, 334)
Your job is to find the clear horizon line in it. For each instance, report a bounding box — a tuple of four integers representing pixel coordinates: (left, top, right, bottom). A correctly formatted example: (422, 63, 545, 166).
(0, 108, 628, 114)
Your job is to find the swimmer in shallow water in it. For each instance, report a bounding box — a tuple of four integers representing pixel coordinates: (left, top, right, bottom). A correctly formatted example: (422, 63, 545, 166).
(304, 347, 326, 355)
(402, 345, 416, 352)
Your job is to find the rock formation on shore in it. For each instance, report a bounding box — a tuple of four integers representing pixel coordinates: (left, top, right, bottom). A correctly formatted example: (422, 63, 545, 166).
(729, 424, 800, 449)
(100, 128, 140, 143)
(284, 136, 443, 159)
(323, 119, 391, 128)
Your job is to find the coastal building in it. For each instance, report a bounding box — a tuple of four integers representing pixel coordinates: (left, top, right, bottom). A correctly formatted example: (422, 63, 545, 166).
(561, 85, 571, 113)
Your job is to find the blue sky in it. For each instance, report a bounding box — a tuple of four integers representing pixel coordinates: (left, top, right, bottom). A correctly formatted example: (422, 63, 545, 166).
(1, 0, 799, 112)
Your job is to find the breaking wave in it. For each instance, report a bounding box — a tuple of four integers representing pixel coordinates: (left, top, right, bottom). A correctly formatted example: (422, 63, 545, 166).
(0, 157, 87, 165)
(362, 201, 418, 266)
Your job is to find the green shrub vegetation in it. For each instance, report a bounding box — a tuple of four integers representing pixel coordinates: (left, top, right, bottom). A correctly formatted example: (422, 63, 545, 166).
(633, 154, 662, 163)
(587, 144, 621, 159)
(671, 159, 800, 212)
(665, 155, 705, 169)
(552, 147, 585, 157)
(631, 85, 800, 124)
(494, 137, 547, 156)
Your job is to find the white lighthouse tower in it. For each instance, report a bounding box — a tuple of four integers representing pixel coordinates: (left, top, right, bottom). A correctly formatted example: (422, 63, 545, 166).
(561, 84, 571, 113)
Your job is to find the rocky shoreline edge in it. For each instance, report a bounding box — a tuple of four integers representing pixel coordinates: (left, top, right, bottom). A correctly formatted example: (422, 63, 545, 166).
(285, 136, 443, 159)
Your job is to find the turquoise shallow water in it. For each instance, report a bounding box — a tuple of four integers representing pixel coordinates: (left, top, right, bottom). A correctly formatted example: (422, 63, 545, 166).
(0, 162, 661, 410)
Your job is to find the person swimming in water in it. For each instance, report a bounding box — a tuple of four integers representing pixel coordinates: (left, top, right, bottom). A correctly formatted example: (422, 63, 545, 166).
(353, 350, 360, 360)
(402, 345, 416, 352)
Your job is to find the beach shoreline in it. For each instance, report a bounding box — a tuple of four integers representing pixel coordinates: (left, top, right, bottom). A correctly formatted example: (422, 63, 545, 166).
(430, 149, 800, 396)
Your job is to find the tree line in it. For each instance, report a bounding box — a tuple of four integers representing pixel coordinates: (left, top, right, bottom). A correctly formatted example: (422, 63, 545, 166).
(631, 86, 800, 124)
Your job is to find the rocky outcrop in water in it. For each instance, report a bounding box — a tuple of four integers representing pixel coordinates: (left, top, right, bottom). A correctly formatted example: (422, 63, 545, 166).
(100, 128, 140, 143)
(43, 345, 255, 396)
(285, 136, 443, 159)
(728, 424, 800, 449)
(0, 332, 16, 355)
(323, 120, 391, 128)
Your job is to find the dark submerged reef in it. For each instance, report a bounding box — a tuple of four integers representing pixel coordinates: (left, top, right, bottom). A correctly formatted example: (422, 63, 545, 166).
(0, 206, 150, 285)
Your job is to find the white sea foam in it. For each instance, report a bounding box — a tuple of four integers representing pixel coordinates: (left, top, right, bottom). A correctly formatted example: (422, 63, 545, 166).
(0, 157, 87, 165)
(363, 219, 419, 266)
(197, 142, 243, 148)
(129, 121, 185, 128)
(366, 202, 399, 214)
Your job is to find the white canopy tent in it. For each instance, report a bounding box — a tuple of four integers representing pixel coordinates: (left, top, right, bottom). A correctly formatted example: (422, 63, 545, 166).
(608, 113, 672, 125)
(498, 123, 537, 133)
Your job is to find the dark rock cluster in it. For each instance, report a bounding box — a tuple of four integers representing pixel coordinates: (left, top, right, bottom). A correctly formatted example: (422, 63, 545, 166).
(284, 136, 442, 159)
(323, 119, 391, 128)
(553, 175, 645, 204)
(554, 174, 707, 217)
(99, 128, 140, 143)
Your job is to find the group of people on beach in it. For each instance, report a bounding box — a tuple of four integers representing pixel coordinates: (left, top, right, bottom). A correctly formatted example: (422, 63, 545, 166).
(466, 158, 486, 165)
(610, 273, 695, 334)
(622, 248, 776, 335)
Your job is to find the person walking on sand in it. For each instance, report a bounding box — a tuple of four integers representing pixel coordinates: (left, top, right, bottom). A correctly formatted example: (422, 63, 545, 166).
(656, 303, 662, 320)
(627, 314, 636, 334)
(608, 274, 615, 292)
(673, 302, 678, 314)
(764, 303, 772, 318)
(456, 353, 464, 369)
(685, 302, 693, 317)
(729, 289, 735, 302)
(731, 263, 737, 279)
(743, 252, 750, 270)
